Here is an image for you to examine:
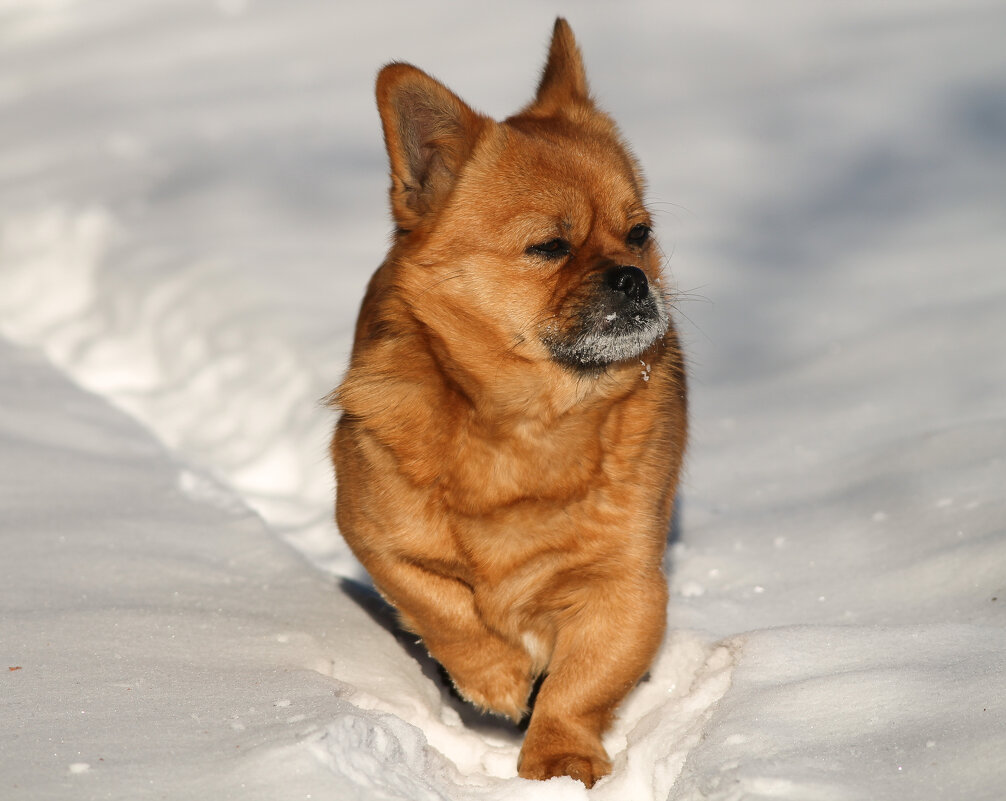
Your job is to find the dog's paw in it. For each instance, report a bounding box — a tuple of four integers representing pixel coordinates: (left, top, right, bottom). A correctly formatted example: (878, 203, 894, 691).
(518, 716, 613, 787)
(449, 654, 532, 722)
(517, 748, 612, 788)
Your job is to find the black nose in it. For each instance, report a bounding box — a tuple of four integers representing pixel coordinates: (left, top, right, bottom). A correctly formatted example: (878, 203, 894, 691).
(604, 265, 649, 302)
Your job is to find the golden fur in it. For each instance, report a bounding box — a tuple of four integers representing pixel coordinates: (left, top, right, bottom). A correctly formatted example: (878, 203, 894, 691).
(330, 18, 687, 787)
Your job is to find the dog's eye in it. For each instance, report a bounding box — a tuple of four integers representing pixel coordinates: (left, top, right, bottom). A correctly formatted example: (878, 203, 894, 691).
(527, 238, 571, 259)
(627, 224, 651, 246)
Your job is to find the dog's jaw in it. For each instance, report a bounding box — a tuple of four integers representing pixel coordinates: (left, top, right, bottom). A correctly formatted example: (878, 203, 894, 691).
(541, 284, 670, 371)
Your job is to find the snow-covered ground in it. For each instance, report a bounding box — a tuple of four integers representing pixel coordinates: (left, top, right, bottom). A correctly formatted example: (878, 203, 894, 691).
(2, 1, 1005, 798)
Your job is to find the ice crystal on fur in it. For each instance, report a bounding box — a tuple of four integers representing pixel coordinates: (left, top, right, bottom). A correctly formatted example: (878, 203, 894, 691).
(545, 292, 669, 370)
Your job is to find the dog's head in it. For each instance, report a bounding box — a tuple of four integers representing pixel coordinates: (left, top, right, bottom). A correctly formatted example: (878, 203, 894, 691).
(375, 19, 669, 379)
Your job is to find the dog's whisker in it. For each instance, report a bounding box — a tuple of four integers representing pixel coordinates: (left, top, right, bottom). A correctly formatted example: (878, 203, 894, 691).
(414, 269, 465, 299)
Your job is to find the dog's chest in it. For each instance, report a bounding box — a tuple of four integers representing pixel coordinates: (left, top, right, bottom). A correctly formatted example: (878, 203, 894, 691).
(437, 413, 608, 514)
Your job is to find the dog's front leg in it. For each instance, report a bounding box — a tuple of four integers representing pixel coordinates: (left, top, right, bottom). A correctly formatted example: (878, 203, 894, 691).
(363, 554, 535, 721)
(517, 572, 668, 788)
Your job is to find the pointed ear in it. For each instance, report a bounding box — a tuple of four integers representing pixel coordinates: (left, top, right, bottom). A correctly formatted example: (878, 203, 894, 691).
(376, 63, 486, 231)
(529, 18, 591, 114)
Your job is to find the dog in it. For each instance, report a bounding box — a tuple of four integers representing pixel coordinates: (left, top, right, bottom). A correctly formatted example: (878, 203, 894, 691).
(330, 18, 687, 787)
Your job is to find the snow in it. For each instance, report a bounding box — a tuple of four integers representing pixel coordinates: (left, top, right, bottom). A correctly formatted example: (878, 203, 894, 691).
(1, 1, 1005, 799)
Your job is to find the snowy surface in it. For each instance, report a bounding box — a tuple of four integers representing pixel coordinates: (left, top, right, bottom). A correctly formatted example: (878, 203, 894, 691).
(2, 1, 1005, 799)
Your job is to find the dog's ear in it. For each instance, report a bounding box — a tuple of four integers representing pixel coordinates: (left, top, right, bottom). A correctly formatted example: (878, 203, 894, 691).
(528, 18, 592, 115)
(376, 63, 487, 231)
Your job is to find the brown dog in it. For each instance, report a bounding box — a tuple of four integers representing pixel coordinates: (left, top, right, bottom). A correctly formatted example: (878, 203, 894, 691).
(330, 18, 687, 787)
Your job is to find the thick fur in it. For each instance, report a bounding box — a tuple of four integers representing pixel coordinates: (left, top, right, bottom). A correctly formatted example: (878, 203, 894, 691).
(330, 19, 687, 787)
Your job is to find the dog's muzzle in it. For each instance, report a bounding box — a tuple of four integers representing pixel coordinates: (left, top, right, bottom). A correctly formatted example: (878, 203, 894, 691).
(543, 263, 668, 371)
